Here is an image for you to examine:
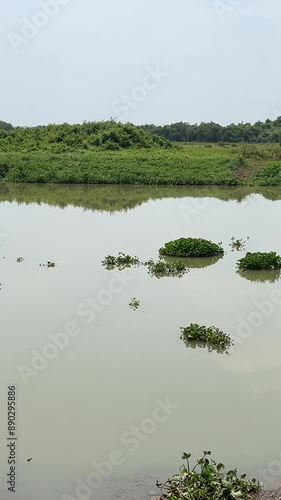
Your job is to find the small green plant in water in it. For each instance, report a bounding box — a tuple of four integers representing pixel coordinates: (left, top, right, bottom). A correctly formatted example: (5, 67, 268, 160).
(157, 450, 261, 500)
(180, 324, 233, 353)
(229, 236, 249, 252)
(16, 257, 24, 263)
(129, 297, 140, 310)
(39, 261, 56, 268)
(237, 252, 281, 271)
(144, 258, 188, 278)
(102, 253, 140, 270)
(159, 238, 224, 258)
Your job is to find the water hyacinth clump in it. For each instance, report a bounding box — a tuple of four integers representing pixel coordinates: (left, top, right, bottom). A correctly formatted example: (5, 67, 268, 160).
(237, 251, 281, 271)
(129, 297, 140, 310)
(157, 451, 261, 500)
(144, 258, 188, 278)
(180, 324, 233, 353)
(101, 252, 140, 270)
(229, 236, 249, 252)
(159, 238, 224, 258)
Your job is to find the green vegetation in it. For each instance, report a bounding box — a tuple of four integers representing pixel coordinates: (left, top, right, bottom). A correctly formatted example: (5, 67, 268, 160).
(39, 261, 56, 268)
(180, 324, 233, 354)
(1, 121, 281, 185)
(0, 120, 12, 131)
(101, 253, 140, 270)
(237, 252, 281, 271)
(159, 238, 224, 258)
(144, 258, 188, 278)
(0, 147, 239, 185)
(0, 120, 171, 152)
(143, 116, 281, 143)
(229, 236, 249, 252)
(157, 451, 261, 499)
(129, 297, 140, 311)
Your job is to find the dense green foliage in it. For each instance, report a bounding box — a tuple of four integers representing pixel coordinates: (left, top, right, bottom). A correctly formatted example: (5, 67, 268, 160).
(237, 252, 281, 271)
(0, 148, 240, 185)
(142, 117, 281, 143)
(253, 162, 281, 185)
(159, 238, 224, 258)
(0, 120, 13, 131)
(157, 451, 261, 499)
(1, 121, 281, 185)
(180, 324, 233, 353)
(0, 121, 171, 152)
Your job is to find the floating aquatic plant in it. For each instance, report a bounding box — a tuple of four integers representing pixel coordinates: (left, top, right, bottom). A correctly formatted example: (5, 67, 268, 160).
(102, 253, 140, 270)
(157, 450, 261, 500)
(159, 238, 224, 258)
(129, 297, 140, 310)
(144, 258, 188, 278)
(237, 251, 281, 271)
(180, 324, 233, 354)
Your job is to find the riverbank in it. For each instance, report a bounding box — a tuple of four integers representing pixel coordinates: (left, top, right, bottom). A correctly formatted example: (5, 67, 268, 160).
(0, 143, 281, 186)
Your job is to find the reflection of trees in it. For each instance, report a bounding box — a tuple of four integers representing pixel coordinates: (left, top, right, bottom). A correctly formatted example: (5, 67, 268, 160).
(237, 269, 281, 283)
(0, 183, 281, 213)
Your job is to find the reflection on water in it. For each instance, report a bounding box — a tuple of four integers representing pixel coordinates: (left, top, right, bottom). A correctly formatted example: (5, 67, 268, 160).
(237, 268, 281, 283)
(1, 184, 281, 499)
(1, 182, 281, 213)
(163, 254, 223, 270)
(180, 338, 231, 355)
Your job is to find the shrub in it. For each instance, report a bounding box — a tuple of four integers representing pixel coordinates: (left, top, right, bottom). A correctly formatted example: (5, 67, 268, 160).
(180, 324, 233, 353)
(157, 451, 261, 500)
(159, 238, 224, 258)
(237, 252, 281, 271)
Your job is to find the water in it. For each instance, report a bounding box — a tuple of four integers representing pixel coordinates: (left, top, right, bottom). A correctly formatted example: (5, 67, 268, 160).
(0, 183, 281, 499)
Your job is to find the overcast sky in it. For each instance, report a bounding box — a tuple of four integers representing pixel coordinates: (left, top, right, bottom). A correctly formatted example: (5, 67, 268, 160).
(1, 0, 280, 127)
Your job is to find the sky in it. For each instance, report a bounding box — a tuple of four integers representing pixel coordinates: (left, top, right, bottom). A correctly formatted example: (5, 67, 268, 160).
(0, 0, 281, 127)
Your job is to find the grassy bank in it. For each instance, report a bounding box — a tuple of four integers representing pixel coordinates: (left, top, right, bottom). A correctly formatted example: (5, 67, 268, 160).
(1, 143, 281, 185)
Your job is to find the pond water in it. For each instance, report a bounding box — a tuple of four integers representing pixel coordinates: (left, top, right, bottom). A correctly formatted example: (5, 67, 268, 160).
(0, 183, 281, 499)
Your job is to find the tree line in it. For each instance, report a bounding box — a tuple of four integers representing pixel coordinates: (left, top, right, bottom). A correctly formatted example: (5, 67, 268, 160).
(141, 118, 281, 143)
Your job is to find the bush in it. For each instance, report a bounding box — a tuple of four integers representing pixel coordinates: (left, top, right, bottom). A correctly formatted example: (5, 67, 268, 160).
(237, 251, 281, 271)
(180, 324, 233, 353)
(157, 451, 261, 500)
(159, 238, 224, 258)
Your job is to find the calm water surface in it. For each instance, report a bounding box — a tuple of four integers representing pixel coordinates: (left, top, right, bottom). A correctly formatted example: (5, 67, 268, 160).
(0, 184, 281, 499)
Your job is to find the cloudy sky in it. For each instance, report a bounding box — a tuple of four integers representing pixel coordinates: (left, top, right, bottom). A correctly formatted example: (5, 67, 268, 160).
(1, 0, 280, 126)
